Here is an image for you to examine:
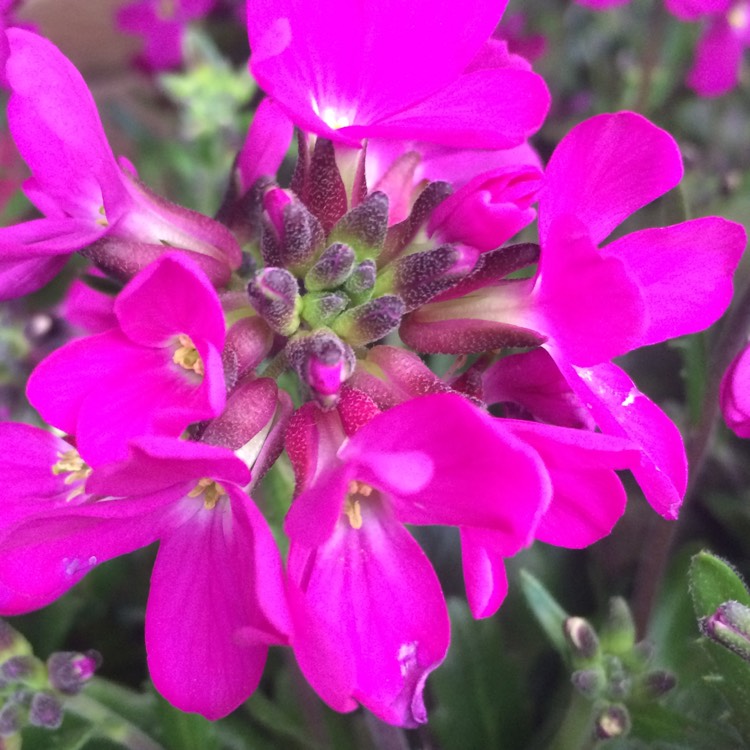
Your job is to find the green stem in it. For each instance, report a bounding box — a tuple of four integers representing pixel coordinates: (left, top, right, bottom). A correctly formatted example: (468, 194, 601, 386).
(548, 692, 598, 750)
(66, 693, 166, 750)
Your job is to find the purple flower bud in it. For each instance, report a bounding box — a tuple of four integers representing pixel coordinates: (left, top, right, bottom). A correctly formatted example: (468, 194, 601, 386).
(261, 194, 326, 272)
(344, 260, 377, 303)
(571, 668, 605, 697)
(28, 692, 62, 730)
(301, 292, 350, 328)
(247, 267, 302, 336)
(46, 650, 101, 695)
(305, 242, 356, 291)
(306, 138, 348, 234)
(594, 704, 630, 740)
(332, 295, 405, 347)
(379, 243, 479, 312)
(563, 617, 600, 661)
(329, 191, 389, 260)
(640, 669, 677, 699)
(0, 704, 20, 737)
(700, 600, 750, 662)
(1, 657, 34, 683)
(286, 330, 356, 408)
(262, 188, 293, 243)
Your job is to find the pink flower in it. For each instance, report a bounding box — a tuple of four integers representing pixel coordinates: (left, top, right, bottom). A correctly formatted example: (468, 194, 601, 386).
(247, 0, 550, 148)
(118, 0, 217, 71)
(27, 253, 227, 466)
(0, 425, 290, 719)
(283, 390, 550, 726)
(721, 342, 750, 438)
(0, 28, 241, 300)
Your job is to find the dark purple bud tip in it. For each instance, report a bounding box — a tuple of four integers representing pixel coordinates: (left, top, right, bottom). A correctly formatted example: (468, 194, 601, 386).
(1, 657, 35, 683)
(700, 600, 750, 661)
(305, 242, 356, 291)
(0, 704, 20, 738)
(330, 191, 390, 259)
(641, 669, 677, 699)
(571, 668, 605, 697)
(594, 704, 630, 740)
(29, 692, 63, 730)
(563, 617, 600, 662)
(0, 622, 18, 653)
(333, 295, 405, 347)
(47, 650, 101, 695)
(247, 267, 302, 336)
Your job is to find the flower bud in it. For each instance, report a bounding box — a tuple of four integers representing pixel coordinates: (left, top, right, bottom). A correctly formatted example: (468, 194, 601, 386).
(332, 295, 405, 347)
(305, 242, 356, 291)
(563, 617, 600, 662)
(329, 191, 389, 261)
(0, 704, 20, 738)
(700, 600, 750, 661)
(46, 650, 101, 696)
(301, 292, 350, 328)
(247, 267, 302, 336)
(1, 657, 36, 683)
(343, 260, 377, 304)
(0, 622, 31, 662)
(376, 243, 478, 312)
(28, 692, 62, 730)
(306, 138, 348, 234)
(594, 703, 630, 740)
(638, 669, 677, 700)
(600, 597, 636, 656)
(286, 330, 356, 408)
(571, 668, 605, 698)
(222, 316, 274, 386)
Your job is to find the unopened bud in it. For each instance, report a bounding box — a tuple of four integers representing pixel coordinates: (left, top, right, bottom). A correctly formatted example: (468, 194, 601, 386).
(571, 668, 605, 697)
(305, 242, 356, 291)
(286, 330, 356, 408)
(332, 295, 405, 347)
(1, 656, 36, 683)
(307, 138, 348, 234)
(377, 243, 478, 312)
(600, 597, 636, 655)
(563, 617, 600, 661)
(0, 622, 30, 661)
(247, 268, 301, 336)
(0, 704, 20, 737)
(28, 692, 62, 730)
(594, 703, 630, 740)
(301, 292, 349, 328)
(262, 187, 292, 242)
(700, 600, 750, 661)
(343, 260, 377, 304)
(604, 655, 630, 699)
(639, 669, 677, 700)
(261, 193, 325, 272)
(47, 650, 101, 695)
(329, 191, 389, 260)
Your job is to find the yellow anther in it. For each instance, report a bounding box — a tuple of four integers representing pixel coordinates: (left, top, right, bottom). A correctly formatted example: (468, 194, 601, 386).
(51, 449, 92, 501)
(188, 478, 227, 510)
(347, 480, 373, 498)
(343, 496, 363, 529)
(173, 334, 205, 377)
(96, 205, 109, 227)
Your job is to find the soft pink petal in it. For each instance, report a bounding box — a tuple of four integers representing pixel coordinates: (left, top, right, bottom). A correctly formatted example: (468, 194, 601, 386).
(460, 528, 511, 619)
(665, 0, 732, 21)
(604, 217, 746, 346)
(721, 344, 750, 438)
(539, 112, 683, 245)
(61, 276, 117, 335)
(0, 252, 68, 300)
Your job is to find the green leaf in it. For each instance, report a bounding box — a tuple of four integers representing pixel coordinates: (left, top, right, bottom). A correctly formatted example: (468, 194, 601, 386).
(689, 550, 750, 617)
(430, 598, 531, 750)
(519, 569, 570, 657)
(153, 692, 219, 750)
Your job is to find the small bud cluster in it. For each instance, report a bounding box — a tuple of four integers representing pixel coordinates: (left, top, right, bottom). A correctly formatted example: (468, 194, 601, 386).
(564, 598, 677, 742)
(0, 620, 99, 745)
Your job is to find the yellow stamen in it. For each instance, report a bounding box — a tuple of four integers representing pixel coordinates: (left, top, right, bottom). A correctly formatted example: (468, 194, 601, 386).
(173, 334, 205, 377)
(96, 205, 108, 227)
(188, 478, 227, 510)
(51, 449, 92, 501)
(343, 480, 373, 529)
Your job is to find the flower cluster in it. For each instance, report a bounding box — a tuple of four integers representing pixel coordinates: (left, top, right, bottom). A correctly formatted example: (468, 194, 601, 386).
(0, 0, 746, 730)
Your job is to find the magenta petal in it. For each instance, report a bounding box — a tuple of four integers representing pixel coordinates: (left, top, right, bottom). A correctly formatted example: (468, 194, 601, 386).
(665, 0, 732, 21)
(539, 112, 683, 245)
(460, 528, 511, 619)
(115, 253, 225, 348)
(721, 344, 750, 438)
(146, 487, 287, 720)
(687, 16, 744, 96)
(0, 491, 179, 610)
(536, 216, 647, 365)
(342, 394, 549, 540)
(0, 252, 67, 301)
(559, 360, 687, 519)
(288, 502, 449, 727)
(604, 217, 746, 346)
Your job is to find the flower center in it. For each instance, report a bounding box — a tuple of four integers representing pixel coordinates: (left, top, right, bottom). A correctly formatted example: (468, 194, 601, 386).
(343, 480, 373, 529)
(729, 3, 749, 30)
(188, 478, 227, 509)
(172, 334, 205, 377)
(51, 448, 92, 501)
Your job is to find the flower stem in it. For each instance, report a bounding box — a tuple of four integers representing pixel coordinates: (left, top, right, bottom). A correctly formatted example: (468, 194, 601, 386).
(548, 692, 598, 750)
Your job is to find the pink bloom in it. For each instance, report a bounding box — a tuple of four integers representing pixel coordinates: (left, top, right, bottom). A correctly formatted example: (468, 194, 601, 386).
(283, 390, 549, 726)
(247, 0, 550, 148)
(118, 0, 217, 71)
(0, 425, 289, 719)
(721, 342, 750, 438)
(0, 28, 241, 300)
(27, 253, 227, 466)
